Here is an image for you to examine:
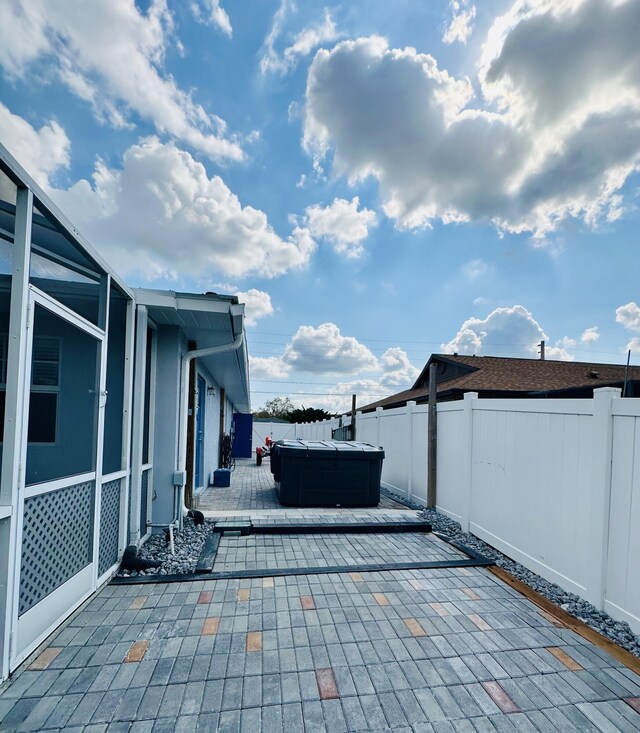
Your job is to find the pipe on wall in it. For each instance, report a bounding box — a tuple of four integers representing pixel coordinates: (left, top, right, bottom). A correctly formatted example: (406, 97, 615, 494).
(176, 333, 244, 528)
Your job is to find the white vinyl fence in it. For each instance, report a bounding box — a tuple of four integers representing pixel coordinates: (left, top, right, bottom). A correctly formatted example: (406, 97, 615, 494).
(297, 388, 640, 634)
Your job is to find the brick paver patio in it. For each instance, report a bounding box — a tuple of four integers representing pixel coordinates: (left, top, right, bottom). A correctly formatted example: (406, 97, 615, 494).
(2, 460, 639, 731)
(195, 458, 409, 513)
(2, 564, 640, 731)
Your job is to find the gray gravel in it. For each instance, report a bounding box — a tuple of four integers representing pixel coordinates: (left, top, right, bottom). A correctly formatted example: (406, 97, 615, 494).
(117, 516, 215, 577)
(418, 506, 640, 658)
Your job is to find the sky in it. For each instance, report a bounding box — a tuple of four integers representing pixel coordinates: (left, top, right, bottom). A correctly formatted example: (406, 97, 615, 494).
(1, 0, 639, 413)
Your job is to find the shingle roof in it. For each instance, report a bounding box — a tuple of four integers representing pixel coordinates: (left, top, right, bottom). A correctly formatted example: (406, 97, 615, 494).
(359, 354, 640, 412)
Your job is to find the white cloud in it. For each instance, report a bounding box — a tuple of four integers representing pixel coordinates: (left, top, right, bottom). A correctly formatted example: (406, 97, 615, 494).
(442, 304, 575, 359)
(0, 0, 241, 161)
(289, 348, 418, 413)
(260, 3, 338, 75)
(191, 0, 232, 37)
(0, 102, 70, 187)
(627, 337, 640, 353)
(237, 289, 274, 327)
(304, 196, 378, 258)
(51, 137, 316, 280)
(248, 326, 419, 412)
(304, 0, 640, 239)
(616, 302, 640, 331)
(545, 337, 575, 361)
(462, 259, 488, 280)
(249, 355, 290, 380)
(378, 347, 420, 389)
(282, 323, 378, 374)
(580, 326, 600, 344)
(443, 1, 477, 45)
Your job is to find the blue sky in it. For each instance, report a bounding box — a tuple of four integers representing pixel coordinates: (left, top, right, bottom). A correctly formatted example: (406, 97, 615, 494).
(1, 0, 639, 412)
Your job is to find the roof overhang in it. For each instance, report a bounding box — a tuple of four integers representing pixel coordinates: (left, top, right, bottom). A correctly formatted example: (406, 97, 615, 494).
(135, 288, 251, 413)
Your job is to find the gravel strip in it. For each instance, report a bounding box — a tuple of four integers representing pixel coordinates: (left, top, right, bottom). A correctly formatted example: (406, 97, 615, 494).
(419, 507, 640, 657)
(380, 486, 425, 511)
(117, 517, 215, 577)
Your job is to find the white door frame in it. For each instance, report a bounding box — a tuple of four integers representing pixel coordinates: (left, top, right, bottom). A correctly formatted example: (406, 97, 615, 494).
(10, 284, 107, 670)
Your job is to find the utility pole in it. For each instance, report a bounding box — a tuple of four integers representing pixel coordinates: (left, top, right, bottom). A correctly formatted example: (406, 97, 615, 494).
(427, 363, 437, 508)
(539, 340, 545, 360)
(623, 349, 631, 397)
(350, 394, 357, 440)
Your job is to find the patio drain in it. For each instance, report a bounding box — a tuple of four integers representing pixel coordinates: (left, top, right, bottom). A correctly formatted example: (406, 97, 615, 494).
(111, 521, 494, 585)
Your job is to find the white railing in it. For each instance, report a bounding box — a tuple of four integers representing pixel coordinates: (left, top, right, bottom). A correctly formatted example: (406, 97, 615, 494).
(296, 388, 640, 634)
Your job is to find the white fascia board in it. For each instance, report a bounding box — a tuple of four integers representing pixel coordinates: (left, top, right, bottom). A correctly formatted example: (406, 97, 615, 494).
(0, 143, 134, 301)
(134, 288, 232, 315)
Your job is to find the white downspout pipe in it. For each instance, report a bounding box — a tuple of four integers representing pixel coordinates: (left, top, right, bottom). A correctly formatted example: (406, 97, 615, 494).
(176, 333, 244, 529)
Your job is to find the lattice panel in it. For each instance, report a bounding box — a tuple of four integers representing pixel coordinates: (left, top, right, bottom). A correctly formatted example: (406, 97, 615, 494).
(139, 469, 149, 538)
(98, 479, 121, 576)
(20, 481, 94, 616)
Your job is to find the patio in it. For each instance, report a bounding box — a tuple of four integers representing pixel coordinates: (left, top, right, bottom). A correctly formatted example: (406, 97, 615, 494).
(2, 456, 640, 731)
(2, 559, 640, 731)
(194, 457, 410, 515)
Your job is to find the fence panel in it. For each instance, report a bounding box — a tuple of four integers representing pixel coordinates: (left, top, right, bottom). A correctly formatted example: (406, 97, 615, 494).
(378, 407, 411, 497)
(468, 404, 592, 596)
(436, 405, 465, 520)
(605, 412, 640, 632)
(253, 422, 298, 447)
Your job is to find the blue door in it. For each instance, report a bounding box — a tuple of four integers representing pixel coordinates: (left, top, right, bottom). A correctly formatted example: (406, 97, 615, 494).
(195, 376, 206, 488)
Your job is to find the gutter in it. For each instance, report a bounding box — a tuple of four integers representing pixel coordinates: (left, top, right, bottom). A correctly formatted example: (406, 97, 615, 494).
(175, 332, 244, 529)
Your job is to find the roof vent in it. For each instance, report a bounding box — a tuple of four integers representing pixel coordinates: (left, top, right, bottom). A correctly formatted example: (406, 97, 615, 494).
(588, 369, 599, 379)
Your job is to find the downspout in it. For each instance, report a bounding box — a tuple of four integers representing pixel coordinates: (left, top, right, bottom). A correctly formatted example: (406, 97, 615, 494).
(175, 333, 244, 529)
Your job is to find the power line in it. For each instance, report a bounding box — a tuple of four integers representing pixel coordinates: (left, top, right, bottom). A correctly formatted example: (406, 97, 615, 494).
(252, 390, 391, 397)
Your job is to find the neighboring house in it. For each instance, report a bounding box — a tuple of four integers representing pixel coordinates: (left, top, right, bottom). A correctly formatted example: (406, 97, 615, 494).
(360, 353, 640, 412)
(0, 143, 250, 680)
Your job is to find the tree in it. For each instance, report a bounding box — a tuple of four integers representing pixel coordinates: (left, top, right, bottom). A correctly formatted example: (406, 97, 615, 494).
(288, 406, 334, 423)
(253, 396, 295, 421)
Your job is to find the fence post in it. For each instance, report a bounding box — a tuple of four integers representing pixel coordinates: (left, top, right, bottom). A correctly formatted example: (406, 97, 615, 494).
(376, 407, 383, 448)
(406, 401, 416, 503)
(459, 392, 478, 532)
(585, 387, 620, 609)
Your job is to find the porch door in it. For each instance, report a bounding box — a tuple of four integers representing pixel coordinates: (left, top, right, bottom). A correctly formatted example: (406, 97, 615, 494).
(11, 287, 106, 668)
(195, 375, 206, 488)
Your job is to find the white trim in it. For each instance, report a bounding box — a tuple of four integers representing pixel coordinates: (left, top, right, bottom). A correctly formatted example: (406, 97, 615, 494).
(24, 472, 96, 499)
(612, 399, 640, 417)
(96, 561, 121, 588)
(129, 306, 147, 544)
(30, 286, 105, 341)
(102, 469, 128, 483)
(0, 506, 11, 521)
(92, 274, 110, 587)
(119, 299, 135, 554)
(13, 564, 93, 669)
(142, 462, 153, 472)
(0, 186, 32, 681)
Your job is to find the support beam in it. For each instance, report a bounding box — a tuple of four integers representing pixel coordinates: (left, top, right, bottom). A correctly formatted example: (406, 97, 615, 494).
(427, 362, 438, 509)
(129, 306, 148, 545)
(0, 187, 33, 681)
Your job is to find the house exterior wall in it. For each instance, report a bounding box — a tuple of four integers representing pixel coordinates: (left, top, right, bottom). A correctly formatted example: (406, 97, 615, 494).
(150, 326, 182, 526)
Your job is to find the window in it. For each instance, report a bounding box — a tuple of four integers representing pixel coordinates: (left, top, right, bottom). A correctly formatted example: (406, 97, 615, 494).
(0, 334, 60, 444)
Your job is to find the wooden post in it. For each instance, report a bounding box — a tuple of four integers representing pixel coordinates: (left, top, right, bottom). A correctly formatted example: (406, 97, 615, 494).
(427, 363, 437, 508)
(218, 387, 225, 464)
(351, 394, 357, 441)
